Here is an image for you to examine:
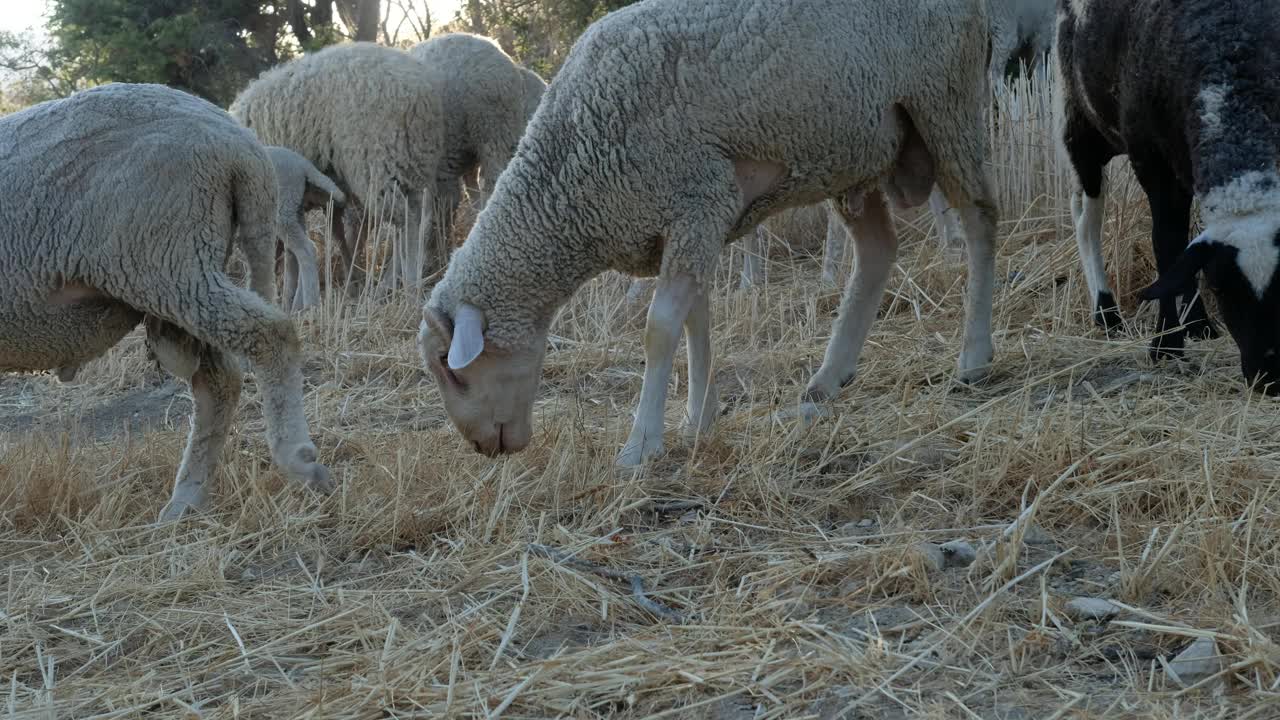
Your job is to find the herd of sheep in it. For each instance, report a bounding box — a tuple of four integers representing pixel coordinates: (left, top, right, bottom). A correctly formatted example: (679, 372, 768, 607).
(1, 0, 1278, 521)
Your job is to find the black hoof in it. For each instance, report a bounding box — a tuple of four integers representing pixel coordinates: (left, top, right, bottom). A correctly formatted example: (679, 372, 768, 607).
(1094, 292, 1123, 335)
(1181, 300, 1220, 341)
(1149, 331, 1186, 363)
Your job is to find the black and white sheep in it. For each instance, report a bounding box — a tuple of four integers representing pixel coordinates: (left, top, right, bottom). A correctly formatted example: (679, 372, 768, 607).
(0, 84, 332, 520)
(419, 0, 999, 466)
(1058, 0, 1280, 390)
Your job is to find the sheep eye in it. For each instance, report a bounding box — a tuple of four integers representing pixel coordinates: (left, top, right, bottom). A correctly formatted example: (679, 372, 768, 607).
(439, 355, 468, 392)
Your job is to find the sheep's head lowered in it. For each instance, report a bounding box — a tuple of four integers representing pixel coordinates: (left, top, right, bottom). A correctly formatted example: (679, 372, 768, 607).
(1141, 176, 1280, 392)
(418, 302, 544, 455)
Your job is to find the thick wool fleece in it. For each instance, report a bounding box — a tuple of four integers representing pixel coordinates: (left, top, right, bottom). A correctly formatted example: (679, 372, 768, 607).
(0, 83, 283, 372)
(410, 33, 548, 189)
(989, 0, 1056, 82)
(231, 42, 444, 224)
(0, 83, 331, 519)
(428, 0, 991, 351)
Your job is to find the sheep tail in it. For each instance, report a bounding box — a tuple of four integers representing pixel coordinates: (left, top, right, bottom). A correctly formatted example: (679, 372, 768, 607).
(305, 164, 347, 207)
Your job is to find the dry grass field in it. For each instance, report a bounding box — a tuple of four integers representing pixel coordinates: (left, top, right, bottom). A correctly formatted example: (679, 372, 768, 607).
(2, 77, 1279, 718)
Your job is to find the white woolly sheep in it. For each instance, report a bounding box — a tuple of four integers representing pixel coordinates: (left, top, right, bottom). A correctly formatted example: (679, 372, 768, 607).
(419, 0, 998, 466)
(409, 33, 548, 255)
(231, 42, 445, 294)
(631, 4, 1053, 302)
(990, 0, 1055, 91)
(1058, 0, 1280, 391)
(264, 145, 346, 314)
(0, 83, 332, 521)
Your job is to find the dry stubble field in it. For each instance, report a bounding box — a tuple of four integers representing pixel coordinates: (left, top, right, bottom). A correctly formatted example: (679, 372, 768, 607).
(2, 79, 1279, 719)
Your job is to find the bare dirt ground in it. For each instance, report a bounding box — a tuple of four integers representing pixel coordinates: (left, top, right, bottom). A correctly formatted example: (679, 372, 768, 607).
(3, 86, 1279, 718)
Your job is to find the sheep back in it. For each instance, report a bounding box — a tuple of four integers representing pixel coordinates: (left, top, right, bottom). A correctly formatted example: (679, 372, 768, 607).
(0, 83, 278, 372)
(434, 0, 992, 350)
(231, 42, 444, 221)
(410, 33, 546, 184)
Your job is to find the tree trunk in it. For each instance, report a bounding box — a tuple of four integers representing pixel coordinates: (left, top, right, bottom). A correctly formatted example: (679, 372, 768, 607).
(354, 0, 380, 42)
(288, 0, 313, 45)
(467, 0, 486, 35)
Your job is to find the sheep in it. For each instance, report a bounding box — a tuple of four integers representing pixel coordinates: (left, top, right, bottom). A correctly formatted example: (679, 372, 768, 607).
(264, 146, 347, 314)
(409, 33, 548, 257)
(989, 0, 1055, 91)
(0, 83, 332, 521)
(231, 42, 445, 295)
(418, 0, 998, 466)
(632, 1, 1054, 301)
(1058, 0, 1280, 392)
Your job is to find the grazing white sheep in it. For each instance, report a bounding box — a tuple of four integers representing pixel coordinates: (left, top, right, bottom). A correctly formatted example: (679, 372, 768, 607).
(678, 0, 1054, 301)
(990, 0, 1055, 89)
(264, 146, 346, 314)
(0, 83, 332, 521)
(231, 42, 445, 294)
(1058, 0, 1280, 390)
(410, 33, 547, 260)
(418, 0, 998, 466)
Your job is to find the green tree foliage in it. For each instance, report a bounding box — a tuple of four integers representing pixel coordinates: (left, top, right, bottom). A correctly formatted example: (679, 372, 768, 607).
(43, 0, 378, 106)
(465, 0, 640, 76)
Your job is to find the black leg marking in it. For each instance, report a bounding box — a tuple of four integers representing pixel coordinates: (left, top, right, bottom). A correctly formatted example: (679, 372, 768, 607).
(1094, 290, 1124, 334)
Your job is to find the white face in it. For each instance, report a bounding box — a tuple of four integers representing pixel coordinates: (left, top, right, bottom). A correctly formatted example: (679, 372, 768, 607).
(418, 304, 545, 456)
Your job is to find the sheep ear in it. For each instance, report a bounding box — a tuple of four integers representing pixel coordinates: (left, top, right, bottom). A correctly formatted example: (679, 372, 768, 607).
(448, 302, 486, 370)
(1138, 235, 1216, 302)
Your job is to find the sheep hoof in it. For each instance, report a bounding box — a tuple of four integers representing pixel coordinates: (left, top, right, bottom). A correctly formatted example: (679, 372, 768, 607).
(775, 397, 830, 429)
(957, 347, 993, 384)
(283, 443, 334, 494)
(157, 492, 208, 524)
(681, 403, 720, 441)
(956, 364, 991, 385)
(616, 438, 664, 468)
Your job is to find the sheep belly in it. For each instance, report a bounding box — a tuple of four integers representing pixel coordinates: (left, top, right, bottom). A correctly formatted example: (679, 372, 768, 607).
(0, 290, 141, 373)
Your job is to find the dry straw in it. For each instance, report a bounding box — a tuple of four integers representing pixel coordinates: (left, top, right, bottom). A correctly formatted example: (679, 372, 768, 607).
(2, 63, 1278, 718)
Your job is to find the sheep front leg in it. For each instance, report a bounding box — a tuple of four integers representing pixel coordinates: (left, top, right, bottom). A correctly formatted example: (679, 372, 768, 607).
(1072, 177, 1122, 331)
(803, 190, 898, 408)
(147, 319, 242, 522)
(618, 272, 700, 467)
(956, 199, 997, 382)
(396, 190, 427, 294)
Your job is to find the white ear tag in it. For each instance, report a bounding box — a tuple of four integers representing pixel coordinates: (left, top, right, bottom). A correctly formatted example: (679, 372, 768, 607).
(448, 302, 486, 370)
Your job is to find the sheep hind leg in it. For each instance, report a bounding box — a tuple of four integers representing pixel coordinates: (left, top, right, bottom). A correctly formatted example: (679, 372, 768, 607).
(139, 274, 331, 497)
(802, 190, 898, 410)
(927, 186, 966, 252)
(284, 218, 321, 312)
(821, 203, 850, 287)
(334, 207, 366, 299)
(147, 318, 241, 522)
(681, 282, 717, 441)
(955, 189, 998, 383)
(739, 225, 765, 289)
